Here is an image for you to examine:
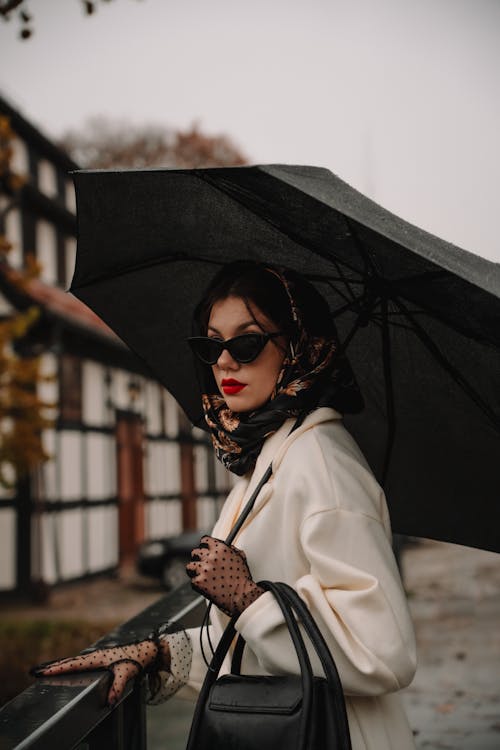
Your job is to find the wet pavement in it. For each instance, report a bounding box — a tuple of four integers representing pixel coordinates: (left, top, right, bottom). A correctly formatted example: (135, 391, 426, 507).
(4, 541, 499, 749)
(2, 564, 163, 626)
(400, 539, 500, 749)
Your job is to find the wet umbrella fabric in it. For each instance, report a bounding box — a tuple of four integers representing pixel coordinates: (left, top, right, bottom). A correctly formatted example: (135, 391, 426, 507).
(69, 165, 500, 552)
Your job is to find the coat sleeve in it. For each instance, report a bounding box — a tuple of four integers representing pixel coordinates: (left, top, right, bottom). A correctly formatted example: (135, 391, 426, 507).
(174, 621, 234, 701)
(234, 431, 417, 697)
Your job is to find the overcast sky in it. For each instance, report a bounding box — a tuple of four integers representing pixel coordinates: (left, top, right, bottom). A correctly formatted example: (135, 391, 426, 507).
(1, 0, 499, 261)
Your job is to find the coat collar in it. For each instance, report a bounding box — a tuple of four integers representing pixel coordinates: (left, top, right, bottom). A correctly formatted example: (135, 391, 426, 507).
(216, 407, 343, 541)
(253, 406, 343, 477)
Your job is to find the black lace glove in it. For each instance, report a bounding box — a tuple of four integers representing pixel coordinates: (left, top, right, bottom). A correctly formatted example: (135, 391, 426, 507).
(186, 535, 264, 618)
(30, 635, 170, 707)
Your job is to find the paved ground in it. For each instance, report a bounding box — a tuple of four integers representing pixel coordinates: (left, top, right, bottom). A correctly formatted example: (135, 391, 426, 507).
(400, 539, 500, 749)
(2, 564, 163, 625)
(4, 541, 499, 749)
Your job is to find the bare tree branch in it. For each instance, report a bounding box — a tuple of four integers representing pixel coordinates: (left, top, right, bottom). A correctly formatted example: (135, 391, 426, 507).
(59, 117, 247, 170)
(0, 0, 24, 17)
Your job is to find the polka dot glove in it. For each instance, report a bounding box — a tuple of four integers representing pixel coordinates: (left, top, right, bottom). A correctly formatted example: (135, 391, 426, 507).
(186, 535, 264, 618)
(30, 636, 170, 707)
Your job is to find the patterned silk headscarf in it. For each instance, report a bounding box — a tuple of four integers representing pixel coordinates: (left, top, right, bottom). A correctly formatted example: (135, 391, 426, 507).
(199, 266, 364, 476)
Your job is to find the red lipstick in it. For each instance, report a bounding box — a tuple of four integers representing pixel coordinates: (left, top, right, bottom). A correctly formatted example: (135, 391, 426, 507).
(221, 378, 247, 395)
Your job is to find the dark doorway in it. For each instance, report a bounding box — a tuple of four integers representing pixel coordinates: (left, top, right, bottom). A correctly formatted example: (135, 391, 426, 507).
(115, 411, 145, 565)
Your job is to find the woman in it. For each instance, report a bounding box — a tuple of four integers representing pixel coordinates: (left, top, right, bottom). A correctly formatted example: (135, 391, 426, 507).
(32, 261, 417, 750)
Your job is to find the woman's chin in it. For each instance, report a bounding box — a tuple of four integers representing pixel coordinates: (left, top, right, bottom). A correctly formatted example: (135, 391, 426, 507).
(222, 391, 265, 413)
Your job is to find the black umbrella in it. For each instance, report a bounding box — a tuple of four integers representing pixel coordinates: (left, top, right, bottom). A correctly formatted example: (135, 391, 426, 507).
(69, 165, 500, 552)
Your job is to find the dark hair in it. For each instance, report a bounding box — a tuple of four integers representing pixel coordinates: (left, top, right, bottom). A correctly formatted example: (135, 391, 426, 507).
(194, 260, 335, 342)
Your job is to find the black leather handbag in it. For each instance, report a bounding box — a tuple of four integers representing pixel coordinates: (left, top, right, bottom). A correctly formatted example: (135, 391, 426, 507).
(185, 579, 352, 750)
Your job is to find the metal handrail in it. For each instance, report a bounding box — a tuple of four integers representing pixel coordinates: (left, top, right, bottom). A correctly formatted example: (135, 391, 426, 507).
(0, 584, 204, 750)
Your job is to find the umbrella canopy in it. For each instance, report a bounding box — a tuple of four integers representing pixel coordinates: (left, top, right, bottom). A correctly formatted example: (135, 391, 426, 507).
(69, 165, 500, 552)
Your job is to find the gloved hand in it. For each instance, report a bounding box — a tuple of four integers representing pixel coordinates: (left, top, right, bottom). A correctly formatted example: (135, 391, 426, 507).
(30, 636, 170, 707)
(186, 535, 264, 618)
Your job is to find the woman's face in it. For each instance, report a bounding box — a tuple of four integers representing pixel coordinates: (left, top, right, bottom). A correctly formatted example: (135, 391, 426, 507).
(207, 295, 288, 413)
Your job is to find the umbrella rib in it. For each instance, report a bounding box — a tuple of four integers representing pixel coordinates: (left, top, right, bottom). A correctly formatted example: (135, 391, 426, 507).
(372, 318, 417, 333)
(321, 257, 358, 302)
(380, 297, 396, 487)
(70, 252, 224, 291)
(371, 311, 426, 331)
(193, 171, 364, 278)
(384, 310, 428, 317)
(307, 274, 364, 286)
(343, 217, 381, 278)
(322, 280, 356, 307)
(309, 273, 362, 305)
(392, 296, 500, 432)
(336, 295, 381, 354)
(330, 293, 368, 320)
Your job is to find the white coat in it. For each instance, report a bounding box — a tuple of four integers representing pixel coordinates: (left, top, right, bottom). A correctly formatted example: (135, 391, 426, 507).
(179, 407, 417, 750)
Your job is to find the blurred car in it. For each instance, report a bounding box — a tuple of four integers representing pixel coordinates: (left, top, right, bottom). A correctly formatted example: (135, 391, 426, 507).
(137, 530, 208, 590)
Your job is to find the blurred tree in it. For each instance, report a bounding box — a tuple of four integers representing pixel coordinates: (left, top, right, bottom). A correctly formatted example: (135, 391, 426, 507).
(0, 115, 55, 488)
(59, 116, 247, 169)
(0, 0, 140, 40)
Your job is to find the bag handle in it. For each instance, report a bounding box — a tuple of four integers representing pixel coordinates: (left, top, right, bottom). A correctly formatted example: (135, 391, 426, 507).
(187, 580, 315, 750)
(240, 582, 351, 750)
(270, 582, 352, 750)
(188, 581, 352, 750)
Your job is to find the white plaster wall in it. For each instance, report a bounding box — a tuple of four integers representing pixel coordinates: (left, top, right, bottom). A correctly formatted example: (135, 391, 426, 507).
(111, 369, 131, 410)
(59, 509, 84, 579)
(196, 496, 219, 532)
(145, 441, 180, 497)
(65, 236, 77, 289)
(112, 371, 146, 414)
(192, 427, 205, 441)
(164, 442, 181, 495)
(133, 377, 146, 413)
(106, 506, 119, 566)
(145, 381, 162, 435)
(41, 429, 58, 499)
(37, 353, 58, 410)
(214, 454, 235, 491)
(87, 505, 118, 571)
(65, 180, 76, 213)
(87, 433, 114, 499)
(10, 137, 28, 175)
(38, 159, 58, 198)
(59, 431, 82, 500)
(0, 479, 14, 500)
(36, 219, 57, 285)
(194, 444, 208, 494)
(148, 442, 165, 496)
(0, 290, 14, 317)
(163, 393, 179, 437)
(40, 509, 86, 583)
(82, 360, 105, 426)
(4, 207, 23, 268)
(40, 513, 57, 584)
(146, 499, 182, 538)
(0, 508, 16, 590)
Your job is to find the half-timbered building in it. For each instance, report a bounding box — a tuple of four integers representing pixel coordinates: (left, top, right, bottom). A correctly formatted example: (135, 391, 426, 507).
(0, 93, 231, 596)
